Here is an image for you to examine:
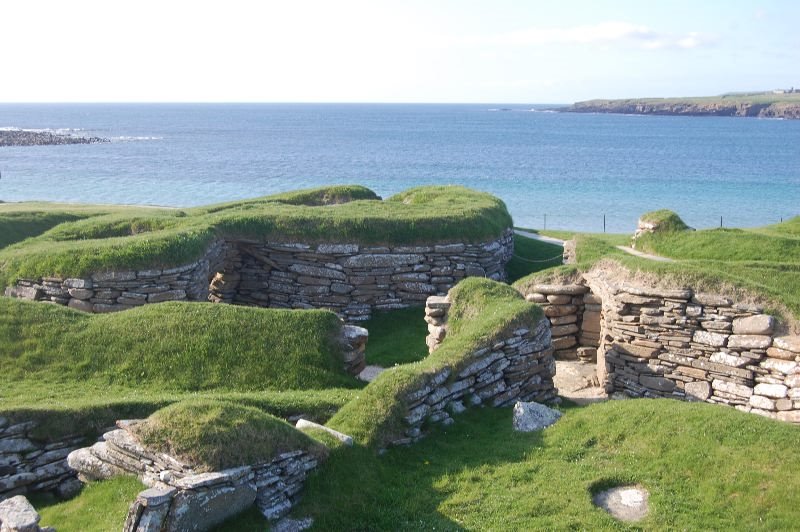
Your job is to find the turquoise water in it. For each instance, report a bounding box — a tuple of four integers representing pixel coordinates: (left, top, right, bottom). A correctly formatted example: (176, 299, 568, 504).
(1, 103, 798, 233)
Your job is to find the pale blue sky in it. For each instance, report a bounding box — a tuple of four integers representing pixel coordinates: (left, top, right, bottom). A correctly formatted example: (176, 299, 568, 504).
(2, 0, 797, 103)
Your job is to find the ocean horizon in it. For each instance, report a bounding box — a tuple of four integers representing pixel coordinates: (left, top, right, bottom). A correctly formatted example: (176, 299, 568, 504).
(1, 103, 798, 233)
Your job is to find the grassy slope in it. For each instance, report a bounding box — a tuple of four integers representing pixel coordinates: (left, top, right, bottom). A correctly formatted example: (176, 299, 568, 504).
(0, 299, 352, 391)
(0, 185, 512, 285)
(0, 298, 361, 438)
(215, 399, 800, 530)
(515, 216, 800, 320)
(40, 400, 800, 531)
(328, 278, 542, 448)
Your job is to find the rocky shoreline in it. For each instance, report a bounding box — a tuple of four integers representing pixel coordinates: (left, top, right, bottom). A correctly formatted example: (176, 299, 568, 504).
(560, 99, 800, 120)
(0, 130, 109, 147)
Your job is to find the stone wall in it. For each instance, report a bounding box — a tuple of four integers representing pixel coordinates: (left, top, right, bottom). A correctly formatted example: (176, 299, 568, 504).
(519, 272, 800, 424)
(524, 284, 601, 363)
(5, 230, 513, 322)
(67, 421, 320, 531)
(0, 418, 86, 501)
(395, 295, 556, 446)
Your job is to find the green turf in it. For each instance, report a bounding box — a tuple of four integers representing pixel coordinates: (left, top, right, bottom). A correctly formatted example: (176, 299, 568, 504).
(505, 233, 564, 283)
(0, 297, 362, 439)
(0, 185, 512, 286)
(131, 399, 327, 471)
(0, 298, 354, 391)
(35, 476, 145, 532)
(363, 307, 429, 367)
(216, 399, 800, 530)
(328, 278, 542, 448)
(639, 209, 691, 232)
(514, 216, 800, 320)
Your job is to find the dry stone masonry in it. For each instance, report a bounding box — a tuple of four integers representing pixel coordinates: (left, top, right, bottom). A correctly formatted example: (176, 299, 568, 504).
(5, 230, 513, 322)
(519, 270, 800, 424)
(67, 420, 321, 531)
(524, 284, 601, 363)
(401, 295, 556, 446)
(0, 418, 86, 501)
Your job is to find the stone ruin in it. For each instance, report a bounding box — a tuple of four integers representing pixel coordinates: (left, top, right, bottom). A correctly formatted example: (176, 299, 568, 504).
(5, 230, 514, 323)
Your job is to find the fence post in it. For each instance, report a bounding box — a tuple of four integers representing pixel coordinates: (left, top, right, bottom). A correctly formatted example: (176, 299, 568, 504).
(603, 214, 606, 233)
(720, 216, 722, 228)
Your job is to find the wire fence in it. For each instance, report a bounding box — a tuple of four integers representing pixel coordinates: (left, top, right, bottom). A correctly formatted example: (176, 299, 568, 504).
(516, 212, 798, 234)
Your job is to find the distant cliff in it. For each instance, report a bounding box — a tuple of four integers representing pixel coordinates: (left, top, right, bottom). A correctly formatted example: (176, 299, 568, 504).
(560, 92, 800, 120)
(0, 130, 109, 147)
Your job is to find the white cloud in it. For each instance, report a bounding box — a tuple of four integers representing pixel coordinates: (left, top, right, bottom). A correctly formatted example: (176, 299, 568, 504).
(477, 22, 714, 51)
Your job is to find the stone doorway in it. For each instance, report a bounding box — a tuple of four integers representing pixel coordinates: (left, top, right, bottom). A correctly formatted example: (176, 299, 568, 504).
(524, 283, 608, 404)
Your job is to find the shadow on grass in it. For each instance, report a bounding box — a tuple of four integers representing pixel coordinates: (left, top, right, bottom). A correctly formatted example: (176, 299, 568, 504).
(215, 407, 545, 531)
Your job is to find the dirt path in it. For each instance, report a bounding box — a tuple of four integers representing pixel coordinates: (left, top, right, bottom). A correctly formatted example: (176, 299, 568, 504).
(615, 245, 675, 262)
(513, 229, 565, 246)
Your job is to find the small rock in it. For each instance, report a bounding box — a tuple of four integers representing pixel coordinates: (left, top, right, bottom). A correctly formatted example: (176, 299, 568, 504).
(512, 401, 562, 432)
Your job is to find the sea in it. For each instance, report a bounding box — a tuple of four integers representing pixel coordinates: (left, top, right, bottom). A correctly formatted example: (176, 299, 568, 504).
(1, 103, 798, 233)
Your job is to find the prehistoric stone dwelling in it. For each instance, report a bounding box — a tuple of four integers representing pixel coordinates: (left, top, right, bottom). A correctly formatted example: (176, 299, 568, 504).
(5, 230, 514, 322)
(520, 269, 800, 424)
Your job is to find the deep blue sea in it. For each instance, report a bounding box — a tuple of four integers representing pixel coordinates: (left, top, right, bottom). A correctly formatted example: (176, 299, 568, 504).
(1, 103, 798, 233)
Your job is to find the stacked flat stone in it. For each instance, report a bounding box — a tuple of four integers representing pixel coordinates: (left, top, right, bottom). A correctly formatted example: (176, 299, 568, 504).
(580, 274, 800, 424)
(396, 299, 556, 447)
(424, 295, 451, 352)
(66, 420, 320, 531)
(5, 239, 228, 313)
(0, 417, 86, 501)
(524, 284, 595, 360)
(340, 325, 368, 375)
(5, 230, 513, 323)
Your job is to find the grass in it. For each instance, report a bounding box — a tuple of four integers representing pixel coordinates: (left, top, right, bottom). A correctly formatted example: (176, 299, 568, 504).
(0, 185, 512, 286)
(515, 216, 800, 321)
(327, 278, 542, 448)
(215, 399, 800, 530)
(638, 209, 691, 232)
(0, 299, 354, 391)
(505, 233, 564, 283)
(34, 476, 145, 532)
(130, 399, 327, 471)
(0, 297, 363, 440)
(363, 307, 429, 367)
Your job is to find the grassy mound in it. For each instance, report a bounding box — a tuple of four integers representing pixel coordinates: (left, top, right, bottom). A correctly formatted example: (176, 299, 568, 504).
(130, 400, 327, 471)
(639, 209, 691, 232)
(0, 298, 353, 391)
(0, 297, 361, 439)
(328, 278, 542, 448)
(0, 185, 511, 285)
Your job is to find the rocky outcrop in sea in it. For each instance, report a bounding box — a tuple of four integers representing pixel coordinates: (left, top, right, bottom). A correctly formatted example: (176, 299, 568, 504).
(0, 130, 109, 147)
